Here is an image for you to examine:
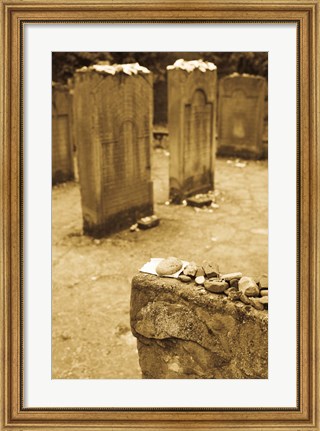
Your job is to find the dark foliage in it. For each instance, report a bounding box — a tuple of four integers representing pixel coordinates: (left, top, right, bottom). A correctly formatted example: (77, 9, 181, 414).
(52, 51, 268, 84)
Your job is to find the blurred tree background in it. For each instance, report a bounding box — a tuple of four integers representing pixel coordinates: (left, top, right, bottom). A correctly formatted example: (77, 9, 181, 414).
(52, 52, 267, 124)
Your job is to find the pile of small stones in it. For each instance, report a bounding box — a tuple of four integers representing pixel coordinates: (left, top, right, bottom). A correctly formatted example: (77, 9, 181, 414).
(166, 58, 217, 73)
(178, 260, 268, 311)
(77, 62, 151, 76)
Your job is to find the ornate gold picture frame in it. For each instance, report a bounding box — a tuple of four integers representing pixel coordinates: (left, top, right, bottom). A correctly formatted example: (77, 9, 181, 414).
(1, 1, 319, 429)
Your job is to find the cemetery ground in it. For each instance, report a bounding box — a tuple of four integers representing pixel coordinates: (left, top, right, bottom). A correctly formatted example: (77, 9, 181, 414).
(52, 149, 268, 379)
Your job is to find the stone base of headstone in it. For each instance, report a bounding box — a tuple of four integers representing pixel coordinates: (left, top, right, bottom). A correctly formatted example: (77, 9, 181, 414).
(83, 201, 154, 238)
(169, 179, 214, 204)
(217, 147, 264, 160)
(52, 170, 74, 185)
(131, 274, 268, 379)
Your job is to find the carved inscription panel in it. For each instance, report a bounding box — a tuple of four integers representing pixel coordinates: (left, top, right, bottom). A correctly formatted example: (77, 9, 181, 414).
(183, 89, 213, 185)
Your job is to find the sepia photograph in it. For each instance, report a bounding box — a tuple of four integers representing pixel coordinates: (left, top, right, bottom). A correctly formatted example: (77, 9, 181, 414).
(3, 0, 320, 426)
(52, 51, 268, 380)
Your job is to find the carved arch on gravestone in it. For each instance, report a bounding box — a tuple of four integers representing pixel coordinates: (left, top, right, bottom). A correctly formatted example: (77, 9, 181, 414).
(230, 89, 247, 139)
(100, 119, 149, 201)
(183, 88, 213, 189)
(118, 119, 140, 182)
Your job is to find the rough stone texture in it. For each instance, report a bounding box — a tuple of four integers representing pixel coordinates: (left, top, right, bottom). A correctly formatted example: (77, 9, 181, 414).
(258, 275, 268, 289)
(183, 262, 198, 277)
(167, 65, 217, 202)
(202, 261, 219, 278)
(131, 273, 268, 379)
(204, 279, 228, 293)
(52, 83, 74, 184)
(238, 276, 260, 297)
(218, 73, 266, 159)
(73, 66, 154, 237)
(221, 272, 243, 281)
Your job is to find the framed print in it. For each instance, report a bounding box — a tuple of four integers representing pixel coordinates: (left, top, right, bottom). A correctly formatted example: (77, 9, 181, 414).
(1, 0, 319, 430)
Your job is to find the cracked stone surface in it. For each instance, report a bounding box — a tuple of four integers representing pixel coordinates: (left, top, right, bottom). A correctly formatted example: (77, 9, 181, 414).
(131, 274, 268, 379)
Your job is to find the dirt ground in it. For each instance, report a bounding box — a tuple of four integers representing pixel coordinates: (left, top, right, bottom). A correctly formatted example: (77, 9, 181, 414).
(52, 149, 268, 379)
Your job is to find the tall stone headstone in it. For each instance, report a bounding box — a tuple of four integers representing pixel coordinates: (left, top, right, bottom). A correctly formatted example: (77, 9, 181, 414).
(73, 63, 154, 237)
(218, 73, 266, 158)
(52, 83, 74, 184)
(167, 59, 217, 202)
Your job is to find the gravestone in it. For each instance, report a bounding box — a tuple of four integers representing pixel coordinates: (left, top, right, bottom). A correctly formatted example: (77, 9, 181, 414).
(52, 83, 74, 184)
(73, 63, 154, 237)
(167, 59, 217, 202)
(131, 273, 268, 379)
(218, 73, 266, 158)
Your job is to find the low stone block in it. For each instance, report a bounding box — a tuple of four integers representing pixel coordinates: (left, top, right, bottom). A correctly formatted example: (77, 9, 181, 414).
(131, 273, 268, 379)
(186, 195, 213, 208)
(137, 215, 160, 230)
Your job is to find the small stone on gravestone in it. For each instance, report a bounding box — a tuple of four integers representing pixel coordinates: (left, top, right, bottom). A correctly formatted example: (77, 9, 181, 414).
(259, 295, 268, 310)
(204, 279, 228, 293)
(260, 289, 268, 297)
(240, 293, 251, 305)
(229, 278, 239, 288)
(238, 276, 260, 297)
(156, 257, 183, 276)
(259, 295, 268, 305)
(183, 262, 198, 277)
(224, 287, 238, 295)
(258, 275, 268, 289)
(228, 290, 242, 301)
(252, 276, 261, 285)
(196, 267, 205, 277)
(195, 276, 205, 285)
(202, 261, 220, 278)
(250, 298, 265, 311)
(221, 272, 243, 281)
(179, 275, 192, 283)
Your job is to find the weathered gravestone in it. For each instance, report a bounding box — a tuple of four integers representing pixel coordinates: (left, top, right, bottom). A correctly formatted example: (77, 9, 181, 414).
(73, 63, 154, 237)
(167, 60, 217, 202)
(218, 73, 266, 159)
(131, 273, 268, 379)
(52, 83, 74, 184)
